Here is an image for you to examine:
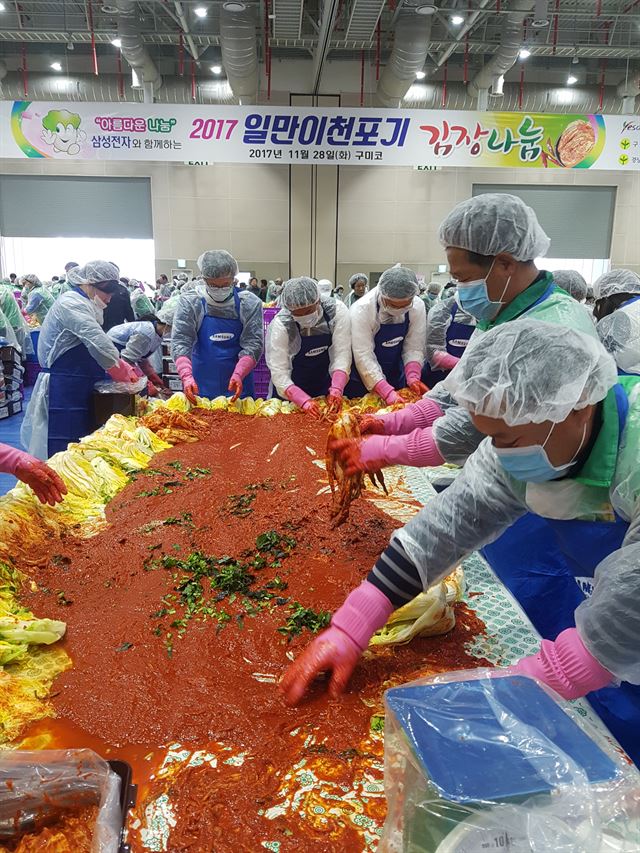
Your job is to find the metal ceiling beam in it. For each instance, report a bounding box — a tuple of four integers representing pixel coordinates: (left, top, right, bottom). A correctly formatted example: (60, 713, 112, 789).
(310, 0, 340, 93)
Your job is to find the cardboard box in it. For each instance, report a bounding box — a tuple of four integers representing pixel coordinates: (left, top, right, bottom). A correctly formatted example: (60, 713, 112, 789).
(0, 346, 20, 366)
(162, 357, 177, 376)
(9, 400, 22, 416)
(167, 376, 183, 391)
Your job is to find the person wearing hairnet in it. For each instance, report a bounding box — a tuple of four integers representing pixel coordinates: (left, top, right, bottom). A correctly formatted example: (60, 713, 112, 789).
(422, 292, 476, 387)
(171, 249, 263, 404)
(345, 274, 368, 308)
(21, 261, 138, 460)
(129, 282, 156, 320)
(553, 269, 588, 303)
(317, 279, 333, 299)
(266, 277, 351, 418)
(597, 293, 640, 377)
(108, 314, 172, 397)
(333, 194, 596, 475)
(347, 266, 427, 403)
(592, 269, 640, 323)
(0, 282, 32, 356)
(282, 320, 640, 763)
(420, 280, 441, 315)
(21, 275, 54, 327)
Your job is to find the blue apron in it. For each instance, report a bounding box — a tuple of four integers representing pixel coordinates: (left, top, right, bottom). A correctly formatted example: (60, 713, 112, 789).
(291, 307, 333, 398)
(191, 291, 255, 399)
(45, 289, 107, 457)
(422, 303, 475, 387)
(482, 385, 640, 764)
(345, 303, 410, 398)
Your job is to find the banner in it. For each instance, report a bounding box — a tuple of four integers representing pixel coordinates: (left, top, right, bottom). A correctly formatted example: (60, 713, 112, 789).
(1, 100, 638, 170)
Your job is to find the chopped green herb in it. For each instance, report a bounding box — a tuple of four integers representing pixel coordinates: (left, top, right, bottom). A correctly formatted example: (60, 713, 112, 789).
(116, 641, 133, 652)
(278, 603, 330, 640)
(370, 715, 385, 733)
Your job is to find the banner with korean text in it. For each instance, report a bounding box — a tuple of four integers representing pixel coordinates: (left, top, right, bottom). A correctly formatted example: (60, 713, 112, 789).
(1, 100, 638, 170)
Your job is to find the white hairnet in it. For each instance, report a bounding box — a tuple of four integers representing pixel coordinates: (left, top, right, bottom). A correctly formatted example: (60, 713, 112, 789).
(597, 298, 640, 375)
(553, 269, 588, 302)
(21, 274, 43, 288)
(439, 193, 551, 261)
(349, 273, 368, 288)
(67, 260, 120, 286)
(156, 302, 176, 326)
(317, 279, 333, 298)
(593, 269, 640, 300)
(427, 281, 441, 295)
(451, 319, 617, 426)
(197, 249, 238, 280)
(281, 277, 319, 310)
(378, 266, 419, 299)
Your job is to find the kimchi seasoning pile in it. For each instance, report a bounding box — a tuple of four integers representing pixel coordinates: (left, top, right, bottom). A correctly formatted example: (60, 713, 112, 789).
(18, 410, 489, 852)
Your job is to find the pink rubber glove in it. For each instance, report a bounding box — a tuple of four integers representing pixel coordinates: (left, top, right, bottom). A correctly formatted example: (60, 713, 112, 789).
(373, 379, 402, 405)
(362, 398, 444, 436)
(514, 628, 614, 700)
(431, 351, 460, 371)
(404, 361, 423, 386)
(329, 369, 349, 395)
(107, 359, 138, 383)
(0, 446, 67, 506)
(332, 428, 445, 475)
(280, 581, 393, 705)
(285, 384, 311, 409)
(231, 355, 256, 382)
(175, 355, 194, 383)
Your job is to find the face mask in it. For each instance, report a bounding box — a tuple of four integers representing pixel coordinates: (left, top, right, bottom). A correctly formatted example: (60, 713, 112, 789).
(206, 285, 233, 303)
(92, 295, 105, 321)
(494, 423, 587, 483)
(295, 307, 321, 329)
(380, 297, 410, 319)
(457, 261, 511, 322)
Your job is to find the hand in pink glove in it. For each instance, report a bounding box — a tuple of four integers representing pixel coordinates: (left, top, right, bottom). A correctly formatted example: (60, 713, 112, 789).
(514, 627, 614, 700)
(358, 415, 387, 436)
(107, 359, 138, 384)
(326, 389, 343, 417)
(362, 398, 445, 437)
(404, 362, 429, 397)
(175, 356, 199, 405)
(228, 376, 243, 402)
(373, 379, 402, 405)
(431, 351, 460, 372)
(280, 581, 393, 705)
(329, 428, 444, 475)
(302, 399, 322, 419)
(11, 451, 68, 506)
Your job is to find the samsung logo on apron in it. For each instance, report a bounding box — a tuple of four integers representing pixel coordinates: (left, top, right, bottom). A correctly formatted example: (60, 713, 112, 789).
(382, 337, 404, 348)
(305, 346, 329, 358)
(449, 338, 470, 348)
(209, 333, 235, 342)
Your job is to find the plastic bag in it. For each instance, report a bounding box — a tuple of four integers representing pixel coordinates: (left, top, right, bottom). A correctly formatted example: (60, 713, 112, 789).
(380, 669, 640, 853)
(0, 749, 121, 851)
(94, 376, 148, 395)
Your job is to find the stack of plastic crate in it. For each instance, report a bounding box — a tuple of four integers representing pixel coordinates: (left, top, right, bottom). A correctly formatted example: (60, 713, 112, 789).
(161, 340, 182, 394)
(253, 307, 280, 399)
(0, 345, 24, 418)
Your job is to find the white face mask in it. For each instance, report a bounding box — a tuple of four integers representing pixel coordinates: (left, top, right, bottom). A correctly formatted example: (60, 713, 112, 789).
(381, 300, 410, 319)
(206, 285, 233, 304)
(295, 306, 322, 329)
(92, 295, 105, 321)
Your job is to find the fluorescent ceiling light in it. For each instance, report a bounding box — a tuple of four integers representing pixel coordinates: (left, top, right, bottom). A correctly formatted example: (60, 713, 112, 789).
(519, 48, 531, 59)
(194, 6, 208, 17)
(451, 15, 464, 25)
(50, 61, 62, 71)
(415, 70, 426, 80)
(111, 38, 121, 48)
(567, 74, 578, 85)
(211, 65, 222, 74)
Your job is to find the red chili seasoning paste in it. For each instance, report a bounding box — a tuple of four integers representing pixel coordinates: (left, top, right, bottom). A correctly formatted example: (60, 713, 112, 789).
(18, 411, 490, 851)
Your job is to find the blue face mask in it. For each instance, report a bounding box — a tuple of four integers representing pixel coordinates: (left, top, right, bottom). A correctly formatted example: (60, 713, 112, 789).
(457, 261, 511, 322)
(494, 424, 587, 483)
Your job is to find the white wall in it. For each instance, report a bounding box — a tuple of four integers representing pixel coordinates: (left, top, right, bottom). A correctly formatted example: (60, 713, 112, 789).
(336, 166, 640, 286)
(1, 157, 637, 287)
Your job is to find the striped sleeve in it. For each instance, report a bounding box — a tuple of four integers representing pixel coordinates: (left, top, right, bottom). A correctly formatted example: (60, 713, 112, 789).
(367, 534, 423, 607)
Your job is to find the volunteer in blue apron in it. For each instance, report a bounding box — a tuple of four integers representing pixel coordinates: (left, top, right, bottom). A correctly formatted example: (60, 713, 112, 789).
(21, 261, 139, 460)
(331, 194, 596, 475)
(593, 269, 640, 324)
(553, 269, 588, 303)
(597, 291, 640, 377)
(346, 266, 427, 403)
(107, 315, 172, 397)
(171, 250, 263, 404)
(421, 294, 476, 387)
(282, 320, 640, 765)
(265, 277, 351, 418)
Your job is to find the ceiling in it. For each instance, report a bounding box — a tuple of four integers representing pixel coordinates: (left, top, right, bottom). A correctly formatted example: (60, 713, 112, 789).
(0, 1, 637, 88)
